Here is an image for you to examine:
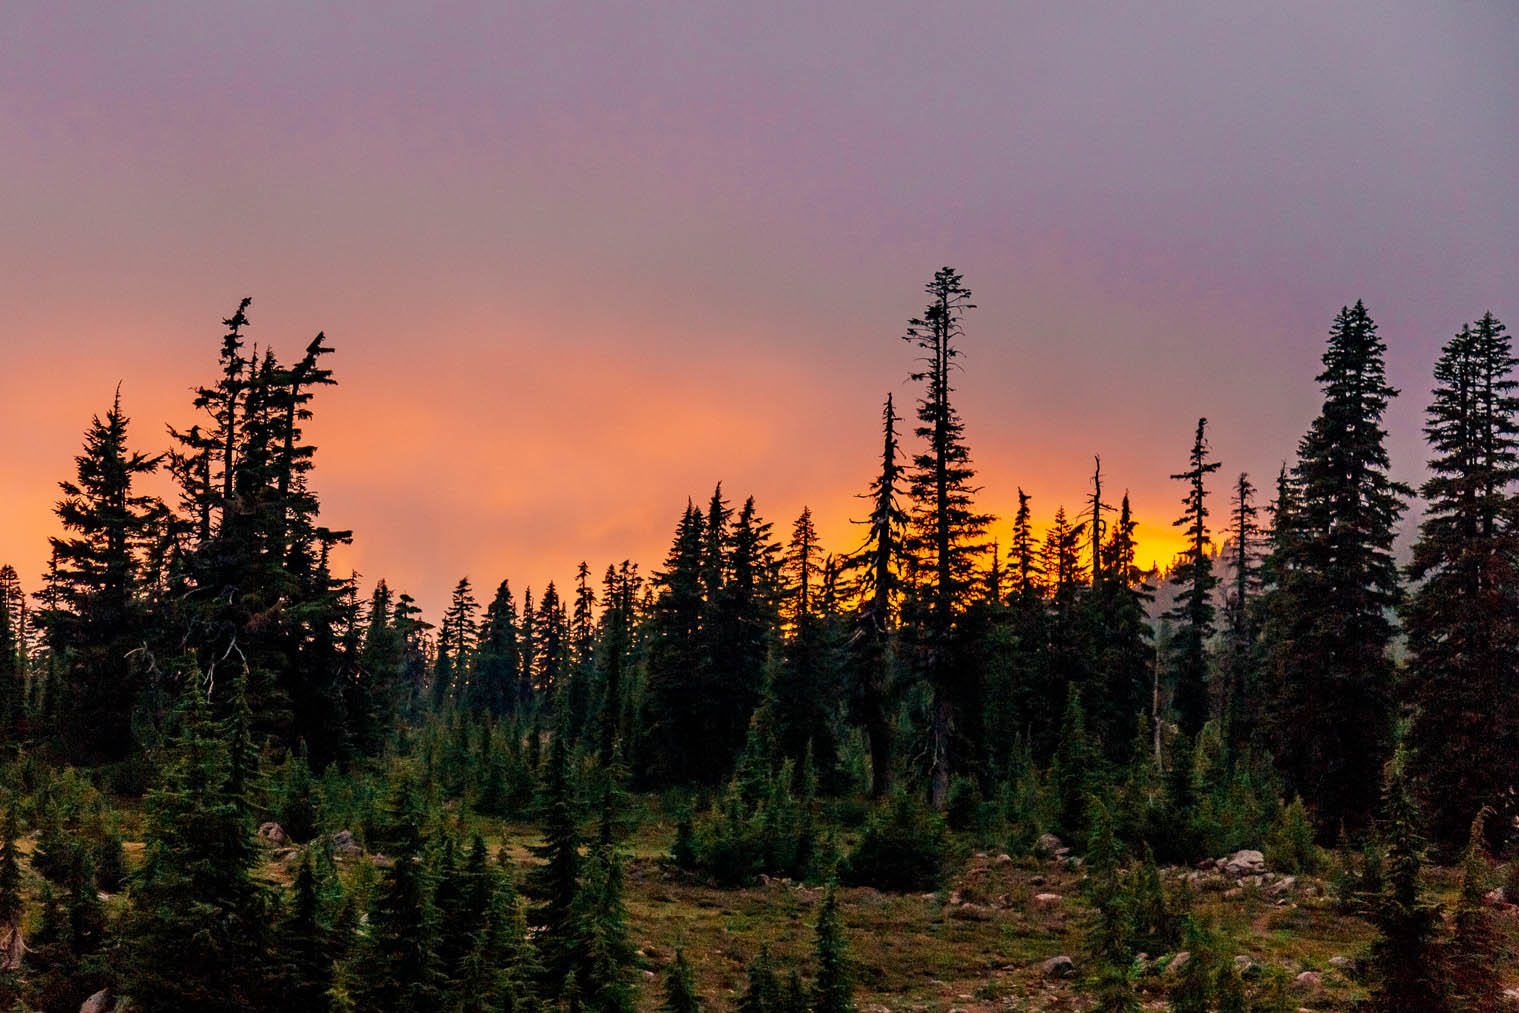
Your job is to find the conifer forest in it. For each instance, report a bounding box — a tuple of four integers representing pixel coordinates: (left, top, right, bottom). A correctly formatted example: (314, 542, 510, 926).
(1, 270, 1517, 1012)
(7, 5, 1518, 1012)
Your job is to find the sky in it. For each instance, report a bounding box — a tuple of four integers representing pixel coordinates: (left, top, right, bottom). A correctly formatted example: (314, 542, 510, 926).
(2, 2, 1516, 618)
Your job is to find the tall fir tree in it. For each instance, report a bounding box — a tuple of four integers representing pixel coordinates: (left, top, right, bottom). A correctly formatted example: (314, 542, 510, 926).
(842, 394, 910, 797)
(432, 576, 480, 709)
(41, 389, 165, 763)
(535, 581, 567, 697)
(1089, 493, 1153, 759)
(471, 579, 521, 719)
(902, 266, 992, 807)
(640, 502, 708, 785)
(1404, 312, 1519, 852)
(166, 299, 357, 765)
(1164, 418, 1221, 737)
(769, 508, 840, 784)
(1219, 472, 1264, 748)
(1268, 302, 1410, 835)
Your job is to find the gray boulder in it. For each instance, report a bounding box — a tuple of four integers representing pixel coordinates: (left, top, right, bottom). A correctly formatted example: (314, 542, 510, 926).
(1040, 954, 1075, 979)
(1223, 849, 1267, 877)
(331, 829, 363, 858)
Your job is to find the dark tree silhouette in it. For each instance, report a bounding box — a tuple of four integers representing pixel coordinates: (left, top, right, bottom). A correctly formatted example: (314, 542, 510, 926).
(1268, 301, 1409, 835)
(1165, 418, 1221, 737)
(902, 267, 991, 808)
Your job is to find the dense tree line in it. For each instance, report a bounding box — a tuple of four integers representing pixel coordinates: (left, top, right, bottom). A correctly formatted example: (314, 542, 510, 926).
(0, 279, 1514, 1009)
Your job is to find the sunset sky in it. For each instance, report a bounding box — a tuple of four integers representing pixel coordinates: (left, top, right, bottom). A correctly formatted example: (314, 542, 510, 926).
(3, 3, 1516, 618)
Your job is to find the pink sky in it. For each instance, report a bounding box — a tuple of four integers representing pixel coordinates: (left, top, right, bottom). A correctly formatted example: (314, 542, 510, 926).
(3, 3, 1516, 617)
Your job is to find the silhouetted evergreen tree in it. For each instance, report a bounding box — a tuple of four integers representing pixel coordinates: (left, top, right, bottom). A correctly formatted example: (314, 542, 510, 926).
(842, 395, 909, 797)
(1404, 312, 1519, 852)
(998, 490, 1053, 758)
(713, 497, 781, 772)
(518, 587, 537, 707)
(1041, 506, 1089, 758)
(1088, 490, 1153, 758)
(1268, 302, 1409, 835)
(1165, 418, 1220, 737)
(40, 389, 165, 763)
(640, 502, 708, 785)
(166, 299, 357, 765)
(563, 561, 598, 735)
(535, 581, 567, 697)
(902, 266, 992, 807)
(472, 579, 521, 719)
(769, 508, 841, 786)
(1219, 472, 1264, 748)
(433, 576, 479, 709)
(596, 563, 639, 765)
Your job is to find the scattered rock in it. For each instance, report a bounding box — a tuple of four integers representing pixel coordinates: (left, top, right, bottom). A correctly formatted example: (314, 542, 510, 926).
(1032, 893, 1063, 907)
(1502, 987, 1519, 1005)
(1223, 849, 1267, 877)
(1034, 833, 1064, 859)
(1292, 971, 1322, 992)
(1266, 875, 1296, 897)
(1029, 875, 1046, 887)
(1041, 955, 1075, 978)
(331, 829, 362, 858)
(1329, 955, 1356, 975)
(996, 853, 1013, 865)
(370, 852, 394, 869)
(257, 821, 288, 846)
(80, 990, 115, 1013)
(1486, 887, 1508, 907)
(1165, 951, 1191, 976)
(1234, 954, 1255, 973)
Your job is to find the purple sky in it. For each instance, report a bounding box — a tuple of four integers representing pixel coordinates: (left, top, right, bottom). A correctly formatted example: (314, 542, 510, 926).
(3, 2, 1516, 616)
